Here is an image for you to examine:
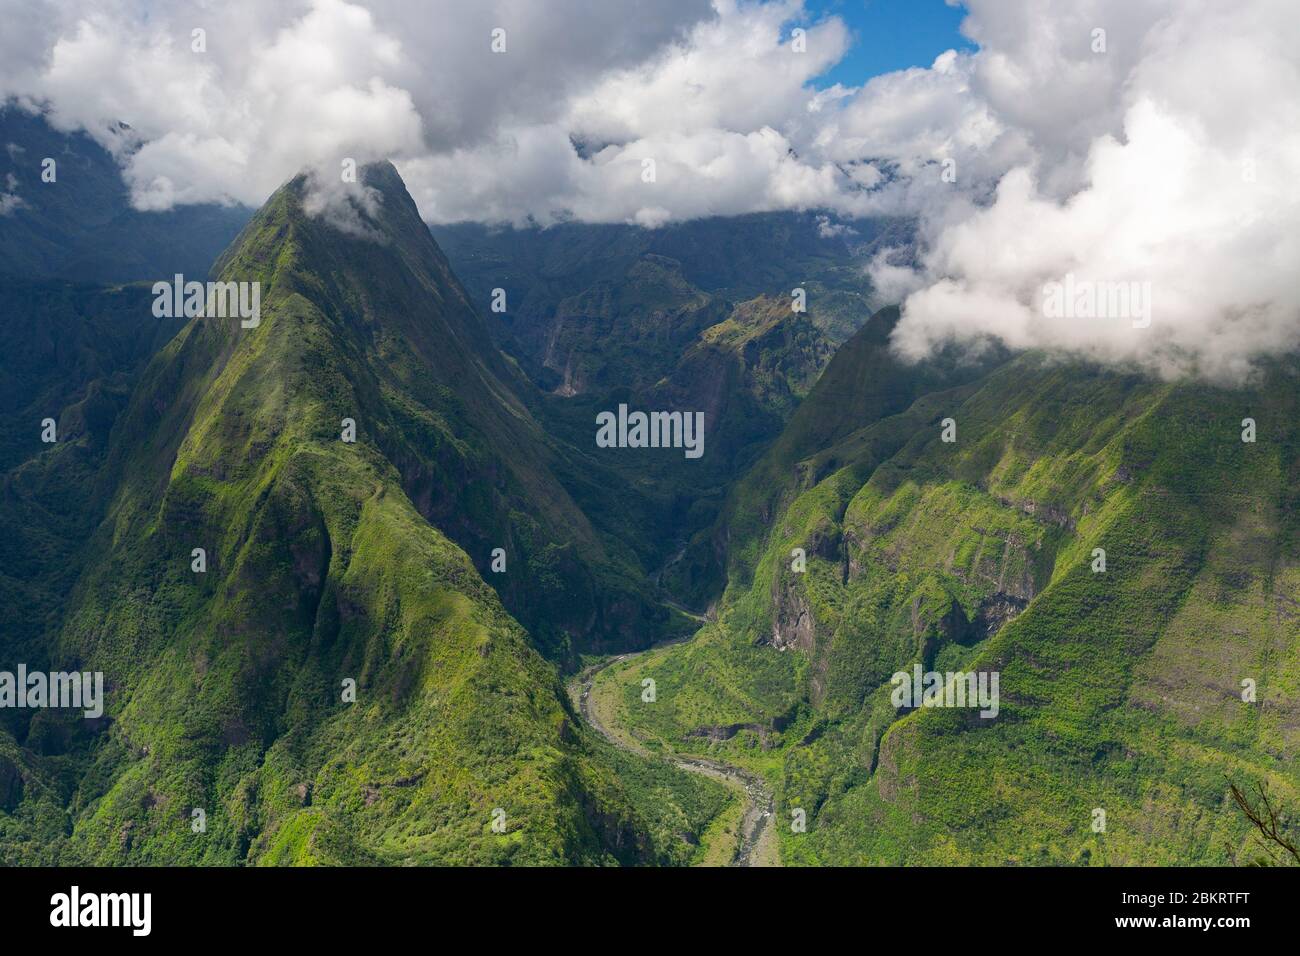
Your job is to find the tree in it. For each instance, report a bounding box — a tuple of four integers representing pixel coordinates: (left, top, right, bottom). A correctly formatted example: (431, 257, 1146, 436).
(1228, 778, 1300, 866)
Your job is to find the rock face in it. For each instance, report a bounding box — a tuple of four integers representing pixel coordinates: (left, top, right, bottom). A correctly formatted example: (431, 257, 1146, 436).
(0, 755, 22, 813)
(771, 576, 817, 653)
(535, 254, 727, 397)
(636, 325, 1300, 866)
(970, 593, 1030, 641)
(433, 214, 871, 606)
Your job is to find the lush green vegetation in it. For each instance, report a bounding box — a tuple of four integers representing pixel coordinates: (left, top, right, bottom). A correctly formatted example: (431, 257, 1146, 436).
(0, 164, 726, 864)
(3, 129, 1295, 868)
(435, 213, 895, 571)
(610, 314, 1300, 865)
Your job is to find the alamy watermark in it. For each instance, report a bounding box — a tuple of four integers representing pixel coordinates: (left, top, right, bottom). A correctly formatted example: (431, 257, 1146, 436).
(152, 274, 261, 328)
(50, 886, 150, 936)
(596, 404, 704, 459)
(0, 666, 103, 718)
(890, 664, 999, 719)
(1041, 272, 1151, 329)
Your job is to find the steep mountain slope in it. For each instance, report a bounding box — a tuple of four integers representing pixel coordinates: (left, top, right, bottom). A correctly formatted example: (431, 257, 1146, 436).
(0, 163, 726, 864)
(605, 314, 1300, 864)
(651, 294, 834, 460)
(534, 288, 839, 583)
(433, 211, 907, 360)
(434, 215, 896, 577)
(0, 106, 251, 283)
(502, 252, 732, 399)
(0, 279, 186, 824)
(663, 306, 1003, 606)
(206, 164, 675, 659)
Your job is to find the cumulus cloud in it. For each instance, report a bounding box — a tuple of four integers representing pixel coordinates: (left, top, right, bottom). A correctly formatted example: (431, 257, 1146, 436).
(880, 0, 1300, 382)
(402, 0, 866, 225)
(1, 0, 1297, 379)
(11, 0, 433, 208)
(0, 0, 875, 224)
(0, 0, 713, 211)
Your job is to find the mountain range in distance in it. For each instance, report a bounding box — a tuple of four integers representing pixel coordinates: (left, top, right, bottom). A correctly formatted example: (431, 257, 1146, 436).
(0, 108, 1295, 867)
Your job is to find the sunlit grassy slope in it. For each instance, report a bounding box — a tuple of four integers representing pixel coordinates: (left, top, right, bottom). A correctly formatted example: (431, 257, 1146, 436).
(613, 311, 1300, 864)
(0, 164, 726, 864)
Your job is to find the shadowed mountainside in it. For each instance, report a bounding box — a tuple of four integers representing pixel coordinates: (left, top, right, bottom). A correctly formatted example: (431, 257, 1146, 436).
(0, 163, 729, 864)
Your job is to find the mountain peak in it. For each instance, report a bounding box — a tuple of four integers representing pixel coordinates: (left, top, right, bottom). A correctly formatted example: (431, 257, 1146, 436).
(295, 159, 415, 240)
(211, 157, 473, 333)
(218, 159, 422, 263)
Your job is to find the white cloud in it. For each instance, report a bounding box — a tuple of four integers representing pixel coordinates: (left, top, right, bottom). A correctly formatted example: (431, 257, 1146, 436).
(0, 0, 714, 211)
(400, 0, 864, 225)
(883, 0, 1300, 382)
(567, 0, 846, 142)
(1, 0, 1297, 378)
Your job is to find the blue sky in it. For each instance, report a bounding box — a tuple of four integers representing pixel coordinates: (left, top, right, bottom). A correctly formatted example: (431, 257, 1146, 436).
(803, 0, 975, 87)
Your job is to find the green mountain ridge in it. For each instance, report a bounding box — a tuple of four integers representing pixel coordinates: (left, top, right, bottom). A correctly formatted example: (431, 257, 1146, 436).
(2, 141, 1295, 868)
(531, 288, 840, 585)
(433, 211, 907, 361)
(608, 310, 1300, 864)
(434, 214, 892, 576)
(0, 163, 726, 864)
(662, 306, 1004, 607)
